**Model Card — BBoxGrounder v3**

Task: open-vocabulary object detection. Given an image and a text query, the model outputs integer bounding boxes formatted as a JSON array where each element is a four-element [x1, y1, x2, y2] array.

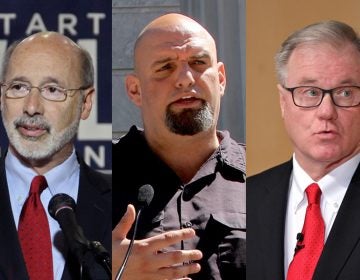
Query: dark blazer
[[0, 154, 112, 280], [247, 159, 360, 280]]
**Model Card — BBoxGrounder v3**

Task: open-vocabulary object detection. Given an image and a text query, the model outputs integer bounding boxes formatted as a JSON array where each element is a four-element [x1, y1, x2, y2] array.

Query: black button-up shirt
[[113, 126, 246, 279]]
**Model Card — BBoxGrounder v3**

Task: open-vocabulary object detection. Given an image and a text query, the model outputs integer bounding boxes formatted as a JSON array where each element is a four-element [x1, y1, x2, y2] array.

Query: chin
[[14, 144, 55, 161], [310, 150, 343, 163]]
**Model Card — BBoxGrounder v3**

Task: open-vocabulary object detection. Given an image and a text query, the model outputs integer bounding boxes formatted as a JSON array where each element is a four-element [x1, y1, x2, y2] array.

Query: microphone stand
[[79, 240, 112, 279], [115, 207, 143, 280], [89, 241, 112, 276]]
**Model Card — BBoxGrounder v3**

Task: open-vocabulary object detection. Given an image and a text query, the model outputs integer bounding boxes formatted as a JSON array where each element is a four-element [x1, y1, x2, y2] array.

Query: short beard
[[2, 102, 82, 161], [165, 100, 214, 136]]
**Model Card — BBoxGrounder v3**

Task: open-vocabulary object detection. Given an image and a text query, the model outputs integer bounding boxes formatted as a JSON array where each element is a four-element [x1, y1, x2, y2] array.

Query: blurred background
[[247, 0, 360, 176]]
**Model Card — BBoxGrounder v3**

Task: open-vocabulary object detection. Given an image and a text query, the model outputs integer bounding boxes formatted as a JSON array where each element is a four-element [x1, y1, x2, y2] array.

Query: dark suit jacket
[[0, 154, 112, 280], [248, 159, 360, 280]]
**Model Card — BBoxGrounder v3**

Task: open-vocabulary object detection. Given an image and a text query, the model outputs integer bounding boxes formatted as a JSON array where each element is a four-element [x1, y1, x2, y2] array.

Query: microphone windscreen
[[137, 184, 154, 207], [48, 193, 76, 219]]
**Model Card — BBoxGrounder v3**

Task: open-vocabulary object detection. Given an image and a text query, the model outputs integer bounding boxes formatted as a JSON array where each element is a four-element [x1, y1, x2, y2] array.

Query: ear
[[217, 62, 226, 97], [125, 73, 142, 107], [277, 84, 286, 118], [80, 87, 94, 120]]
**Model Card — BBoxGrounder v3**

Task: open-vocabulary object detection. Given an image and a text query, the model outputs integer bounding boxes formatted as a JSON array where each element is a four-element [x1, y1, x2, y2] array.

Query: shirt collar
[[318, 153, 360, 207], [217, 130, 246, 174], [5, 148, 79, 195], [188, 130, 245, 183], [291, 156, 314, 212], [291, 153, 360, 212]]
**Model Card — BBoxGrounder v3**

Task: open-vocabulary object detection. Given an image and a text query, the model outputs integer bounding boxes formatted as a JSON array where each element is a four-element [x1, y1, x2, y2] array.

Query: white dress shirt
[[284, 153, 360, 277], [6, 149, 80, 280]]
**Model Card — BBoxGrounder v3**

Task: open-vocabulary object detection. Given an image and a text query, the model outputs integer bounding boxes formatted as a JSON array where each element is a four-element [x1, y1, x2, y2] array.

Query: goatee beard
[[165, 100, 214, 135]]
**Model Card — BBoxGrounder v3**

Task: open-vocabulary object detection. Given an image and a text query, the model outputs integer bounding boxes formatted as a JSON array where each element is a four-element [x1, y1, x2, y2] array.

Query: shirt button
[[183, 221, 193, 228], [333, 202, 339, 208]]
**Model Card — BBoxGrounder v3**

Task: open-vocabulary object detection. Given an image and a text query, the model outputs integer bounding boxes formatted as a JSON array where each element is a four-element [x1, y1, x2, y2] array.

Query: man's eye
[[191, 60, 205, 65], [157, 64, 172, 72], [43, 86, 63, 95], [338, 89, 352, 97], [48, 86, 59, 93], [10, 83, 28, 91], [304, 89, 319, 97]]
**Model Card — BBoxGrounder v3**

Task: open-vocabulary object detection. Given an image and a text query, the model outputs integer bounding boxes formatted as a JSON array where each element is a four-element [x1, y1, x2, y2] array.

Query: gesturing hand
[[112, 204, 202, 280]]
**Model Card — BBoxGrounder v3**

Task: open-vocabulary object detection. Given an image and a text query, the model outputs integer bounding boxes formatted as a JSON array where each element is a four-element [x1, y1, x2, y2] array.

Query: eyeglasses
[[282, 85, 360, 108], [0, 82, 89, 102]]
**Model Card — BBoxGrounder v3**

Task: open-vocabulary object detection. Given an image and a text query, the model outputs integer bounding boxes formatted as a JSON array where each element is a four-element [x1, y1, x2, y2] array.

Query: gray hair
[[275, 20, 360, 84], [1, 38, 94, 88]]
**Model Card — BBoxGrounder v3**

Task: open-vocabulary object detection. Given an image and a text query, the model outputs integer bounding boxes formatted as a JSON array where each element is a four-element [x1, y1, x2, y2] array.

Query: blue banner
[[0, 0, 112, 172]]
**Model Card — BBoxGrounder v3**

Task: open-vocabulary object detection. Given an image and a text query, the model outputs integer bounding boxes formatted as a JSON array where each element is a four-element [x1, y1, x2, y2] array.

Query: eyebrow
[[40, 77, 63, 86], [151, 57, 174, 69], [297, 78, 317, 85], [6, 76, 63, 86], [6, 76, 30, 84], [190, 52, 211, 61], [151, 52, 212, 69]]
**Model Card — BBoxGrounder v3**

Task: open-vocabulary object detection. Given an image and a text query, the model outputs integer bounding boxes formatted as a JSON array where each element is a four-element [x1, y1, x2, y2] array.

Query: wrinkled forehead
[[135, 26, 217, 64], [5, 36, 82, 84]]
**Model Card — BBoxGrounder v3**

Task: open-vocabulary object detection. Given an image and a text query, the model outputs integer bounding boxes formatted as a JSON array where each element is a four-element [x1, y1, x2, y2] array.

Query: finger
[[112, 204, 136, 240], [146, 228, 196, 251], [158, 262, 201, 278], [154, 249, 203, 268]]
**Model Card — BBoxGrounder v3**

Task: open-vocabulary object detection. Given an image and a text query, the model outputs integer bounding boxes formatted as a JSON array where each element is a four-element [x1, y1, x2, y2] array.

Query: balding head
[[1, 31, 93, 87], [20, 31, 79, 49], [133, 13, 217, 72], [125, 13, 226, 142]]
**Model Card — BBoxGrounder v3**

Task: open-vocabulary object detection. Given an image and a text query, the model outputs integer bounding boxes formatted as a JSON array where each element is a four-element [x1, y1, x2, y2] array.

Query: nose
[[175, 63, 195, 89], [23, 87, 44, 116], [316, 93, 338, 120]]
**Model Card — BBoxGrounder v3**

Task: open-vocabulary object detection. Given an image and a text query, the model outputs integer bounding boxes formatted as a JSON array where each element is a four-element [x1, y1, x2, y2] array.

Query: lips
[[171, 95, 203, 108], [18, 124, 48, 138], [14, 115, 51, 139], [314, 130, 339, 140]]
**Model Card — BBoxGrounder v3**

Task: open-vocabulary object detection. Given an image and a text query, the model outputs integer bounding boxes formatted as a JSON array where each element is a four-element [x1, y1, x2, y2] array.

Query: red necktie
[[18, 175, 54, 280], [287, 183, 325, 280]]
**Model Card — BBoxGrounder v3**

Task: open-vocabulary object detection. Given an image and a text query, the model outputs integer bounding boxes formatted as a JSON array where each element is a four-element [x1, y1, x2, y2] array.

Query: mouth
[[13, 115, 51, 139], [16, 124, 49, 138], [314, 130, 339, 140], [171, 96, 203, 108]]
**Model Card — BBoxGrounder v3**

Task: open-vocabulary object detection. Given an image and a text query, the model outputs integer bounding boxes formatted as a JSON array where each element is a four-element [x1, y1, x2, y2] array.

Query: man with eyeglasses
[[248, 20, 360, 280], [0, 32, 111, 279]]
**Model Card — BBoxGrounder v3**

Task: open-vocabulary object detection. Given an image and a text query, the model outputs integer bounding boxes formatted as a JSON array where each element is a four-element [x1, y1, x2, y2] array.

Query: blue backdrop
[[0, 0, 112, 172]]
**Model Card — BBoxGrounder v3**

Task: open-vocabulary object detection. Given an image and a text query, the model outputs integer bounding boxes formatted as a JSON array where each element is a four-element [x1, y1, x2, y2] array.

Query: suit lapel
[[314, 163, 360, 279], [0, 158, 28, 279], [61, 157, 111, 280], [260, 161, 293, 280], [76, 159, 111, 245]]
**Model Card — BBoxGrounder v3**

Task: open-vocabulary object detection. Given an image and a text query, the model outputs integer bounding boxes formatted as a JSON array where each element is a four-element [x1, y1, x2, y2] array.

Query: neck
[[295, 151, 360, 181], [9, 143, 74, 175], [145, 129, 220, 183]]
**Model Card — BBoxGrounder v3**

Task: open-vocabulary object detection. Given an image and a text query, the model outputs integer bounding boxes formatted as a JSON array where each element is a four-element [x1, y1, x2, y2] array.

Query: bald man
[[0, 32, 111, 279], [112, 13, 246, 280]]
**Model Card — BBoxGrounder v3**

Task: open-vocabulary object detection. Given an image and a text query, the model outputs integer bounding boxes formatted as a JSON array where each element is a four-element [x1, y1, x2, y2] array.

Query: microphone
[[137, 184, 155, 209], [296, 232, 304, 242], [294, 232, 305, 254], [48, 193, 89, 263], [115, 184, 154, 280], [48, 193, 111, 277]]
